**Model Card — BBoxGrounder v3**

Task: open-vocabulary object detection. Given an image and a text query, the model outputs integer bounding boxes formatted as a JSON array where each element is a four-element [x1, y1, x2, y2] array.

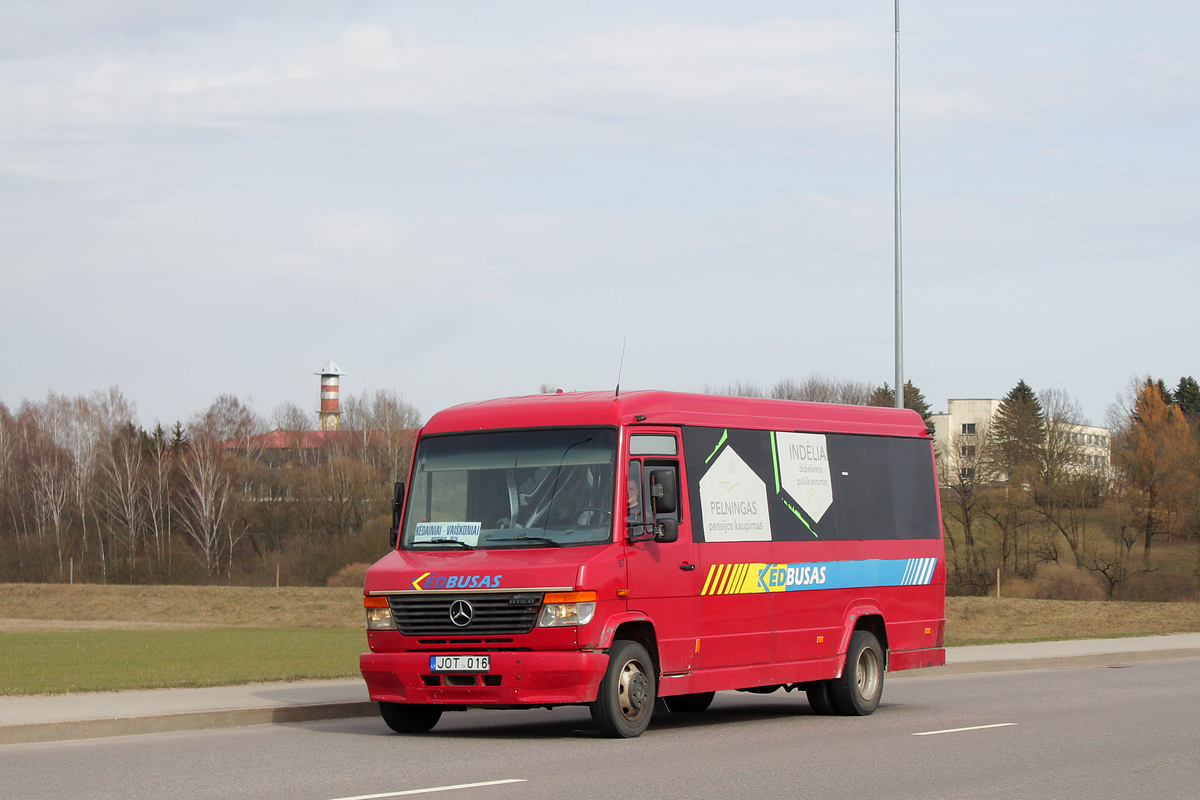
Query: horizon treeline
[[0, 388, 418, 586], [2, 374, 1199, 600]]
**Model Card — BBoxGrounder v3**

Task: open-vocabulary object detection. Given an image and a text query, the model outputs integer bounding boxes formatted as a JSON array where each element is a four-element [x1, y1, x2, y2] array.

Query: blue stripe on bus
[[704, 557, 940, 595]]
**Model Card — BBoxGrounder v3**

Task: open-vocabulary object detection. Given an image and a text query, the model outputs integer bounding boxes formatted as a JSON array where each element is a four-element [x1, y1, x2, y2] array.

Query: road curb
[[0, 701, 377, 747], [893, 647, 1200, 678]]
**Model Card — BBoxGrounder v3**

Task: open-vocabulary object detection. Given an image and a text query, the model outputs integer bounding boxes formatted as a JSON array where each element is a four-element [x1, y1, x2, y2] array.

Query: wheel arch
[[836, 603, 889, 675], [603, 617, 661, 677]]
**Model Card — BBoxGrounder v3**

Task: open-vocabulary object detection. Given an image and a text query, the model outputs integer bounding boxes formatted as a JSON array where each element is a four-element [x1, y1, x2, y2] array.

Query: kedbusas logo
[[411, 572, 503, 591]]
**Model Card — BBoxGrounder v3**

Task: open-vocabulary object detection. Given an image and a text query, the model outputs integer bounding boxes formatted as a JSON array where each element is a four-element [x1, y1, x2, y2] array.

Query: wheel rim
[[855, 647, 881, 701], [617, 657, 650, 721]]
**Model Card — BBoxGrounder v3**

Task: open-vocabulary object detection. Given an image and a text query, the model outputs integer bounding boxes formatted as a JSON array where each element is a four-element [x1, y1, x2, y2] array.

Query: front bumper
[[360, 650, 609, 706]]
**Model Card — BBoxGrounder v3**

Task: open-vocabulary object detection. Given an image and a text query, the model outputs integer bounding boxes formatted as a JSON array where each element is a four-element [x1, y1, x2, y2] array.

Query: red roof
[[420, 390, 929, 439]]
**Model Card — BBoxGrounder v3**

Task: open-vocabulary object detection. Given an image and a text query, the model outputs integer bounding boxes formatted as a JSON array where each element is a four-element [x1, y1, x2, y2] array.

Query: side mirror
[[389, 481, 405, 548], [655, 519, 679, 543], [648, 468, 677, 515]]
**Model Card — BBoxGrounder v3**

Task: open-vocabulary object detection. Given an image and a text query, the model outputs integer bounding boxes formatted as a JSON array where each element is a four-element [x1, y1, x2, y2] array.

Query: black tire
[[590, 640, 656, 738], [805, 680, 838, 715], [831, 630, 884, 716], [663, 691, 715, 713], [379, 702, 442, 733]]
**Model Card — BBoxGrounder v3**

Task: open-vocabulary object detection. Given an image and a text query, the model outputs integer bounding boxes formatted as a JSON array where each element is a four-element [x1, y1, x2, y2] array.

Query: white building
[[929, 398, 1111, 485]]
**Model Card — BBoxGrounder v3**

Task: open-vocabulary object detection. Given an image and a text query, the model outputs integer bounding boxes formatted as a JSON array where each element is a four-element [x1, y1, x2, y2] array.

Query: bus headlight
[[537, 591, 597, 627], [364, 596, 396, 630]]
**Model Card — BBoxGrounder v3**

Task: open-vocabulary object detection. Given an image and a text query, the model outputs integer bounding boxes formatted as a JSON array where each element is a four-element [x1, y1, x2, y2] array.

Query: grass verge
[[0, 584, 362, 628], [944, 596, 1200, 646], [2, 584, 1198, 696], [0, 628, 365, 696]]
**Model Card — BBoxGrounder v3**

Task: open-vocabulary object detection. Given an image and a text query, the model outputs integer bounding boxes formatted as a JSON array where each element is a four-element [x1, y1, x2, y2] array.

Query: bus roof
[[420, 390, 931, 439]]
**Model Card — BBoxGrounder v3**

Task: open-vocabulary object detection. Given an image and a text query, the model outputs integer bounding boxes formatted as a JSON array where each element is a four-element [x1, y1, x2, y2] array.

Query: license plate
[[430, 655, 490, 672]]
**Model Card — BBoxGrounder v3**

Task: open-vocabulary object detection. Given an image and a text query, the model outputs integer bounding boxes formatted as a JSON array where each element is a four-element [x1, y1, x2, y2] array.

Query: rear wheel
[[805, 680, 838, 715], [831, 631, 884, 716], [591, 640, 656, 738], [379, 702, 442, 733], [663, 691, 715, 713]]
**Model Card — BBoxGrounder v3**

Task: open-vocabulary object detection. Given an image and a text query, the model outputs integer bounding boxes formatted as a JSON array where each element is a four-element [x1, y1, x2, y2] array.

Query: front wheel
[[591, 640, 656, 738], [831, 630, 884, 716], [379, 702, 442, 733]]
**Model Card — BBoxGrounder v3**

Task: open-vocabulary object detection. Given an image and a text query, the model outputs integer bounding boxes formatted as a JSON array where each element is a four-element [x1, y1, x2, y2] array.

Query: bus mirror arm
[[626, 522, 655, 544], [389, 481, 405, 548]]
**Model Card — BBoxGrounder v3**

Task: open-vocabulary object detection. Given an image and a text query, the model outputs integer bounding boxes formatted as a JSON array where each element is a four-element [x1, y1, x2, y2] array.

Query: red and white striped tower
[[316, 360, 345, 431]]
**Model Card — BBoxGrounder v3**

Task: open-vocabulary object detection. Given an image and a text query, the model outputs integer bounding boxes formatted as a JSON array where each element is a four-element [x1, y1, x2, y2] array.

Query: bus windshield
[[401, 428, 618, 550]]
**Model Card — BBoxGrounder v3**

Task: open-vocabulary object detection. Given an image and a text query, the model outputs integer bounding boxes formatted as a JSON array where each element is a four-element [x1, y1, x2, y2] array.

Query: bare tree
[[705, 381, 765, 398], [143, 425, 175, 579], [771, 374, 873, 405], [340, 389, 421, 478], [319, 456, 377, 538], [176, 434, 235, 576], [66, 388, 137, 582], [1084, 477, 1154, 599], [19, 401, 73, 578], [191, 394, 264, 443], [1030, 388, 1100, 567], [0, 402, 24, 576], [366, 390, 421, 480], [101, 422, 146, 582], [939, 423, 1004, 593], [271, 402, 314, 433]]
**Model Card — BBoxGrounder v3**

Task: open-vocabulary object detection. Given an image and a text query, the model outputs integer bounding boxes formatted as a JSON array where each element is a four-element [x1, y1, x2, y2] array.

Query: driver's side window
[[626, 460, 643, 524]]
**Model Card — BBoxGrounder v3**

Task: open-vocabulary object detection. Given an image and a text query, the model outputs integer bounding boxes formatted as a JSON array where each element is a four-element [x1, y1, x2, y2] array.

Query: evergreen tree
[[992, 380, 1044, 478], [868, 381, 932, 425], [1173, 376, 1200, 418], [1152, 378, 1173, 405], [169, 420, 190, 452], [868, 383, 894, 408]]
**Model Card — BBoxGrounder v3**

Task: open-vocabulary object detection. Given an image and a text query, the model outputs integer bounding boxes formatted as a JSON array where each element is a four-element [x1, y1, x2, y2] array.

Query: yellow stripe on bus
[[713, 564, 728, 595], [726, 564, 746, 594]]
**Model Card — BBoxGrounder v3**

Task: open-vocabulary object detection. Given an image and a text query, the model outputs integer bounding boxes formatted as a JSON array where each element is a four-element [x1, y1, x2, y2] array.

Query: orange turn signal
[[364, 596, 389, 608], [543, 591, 597, 604]]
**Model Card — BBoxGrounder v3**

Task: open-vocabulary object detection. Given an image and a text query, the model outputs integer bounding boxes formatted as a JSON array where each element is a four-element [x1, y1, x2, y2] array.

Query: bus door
[[622, 430, 699, 675], [681, 425, 775, 670]]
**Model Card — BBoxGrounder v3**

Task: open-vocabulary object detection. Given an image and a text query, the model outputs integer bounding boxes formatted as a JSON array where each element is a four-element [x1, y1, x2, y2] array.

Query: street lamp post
[[894, 0, 904, 410]]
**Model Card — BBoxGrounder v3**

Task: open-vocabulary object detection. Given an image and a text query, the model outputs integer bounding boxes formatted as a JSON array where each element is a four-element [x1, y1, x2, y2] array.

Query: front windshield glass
[[402, 428, 617, 550]]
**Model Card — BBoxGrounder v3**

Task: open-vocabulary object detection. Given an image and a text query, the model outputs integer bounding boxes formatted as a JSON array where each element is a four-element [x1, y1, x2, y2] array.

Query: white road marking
[[327, 779, 527, 800], [913, 722, 1018, 737]]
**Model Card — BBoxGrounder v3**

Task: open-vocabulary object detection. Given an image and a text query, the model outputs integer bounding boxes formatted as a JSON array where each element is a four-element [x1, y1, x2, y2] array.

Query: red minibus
[[360, 390, 945, 737]]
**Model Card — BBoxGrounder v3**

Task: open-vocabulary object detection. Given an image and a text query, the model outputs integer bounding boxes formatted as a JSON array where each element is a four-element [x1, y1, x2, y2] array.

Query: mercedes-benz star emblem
[[448, 599, 474, 627]]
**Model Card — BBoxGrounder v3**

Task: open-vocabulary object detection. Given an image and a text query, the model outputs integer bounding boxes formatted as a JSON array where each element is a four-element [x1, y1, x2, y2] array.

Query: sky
[[2, 1, 1198, 430]]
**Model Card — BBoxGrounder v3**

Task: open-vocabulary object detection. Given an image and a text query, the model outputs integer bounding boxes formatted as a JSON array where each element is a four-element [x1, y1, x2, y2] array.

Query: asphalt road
[[3, 658, 1198, 800]]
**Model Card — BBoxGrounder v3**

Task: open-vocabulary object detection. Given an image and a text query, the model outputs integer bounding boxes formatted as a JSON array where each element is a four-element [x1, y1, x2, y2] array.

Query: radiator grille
[[387, 593, 541, 636]]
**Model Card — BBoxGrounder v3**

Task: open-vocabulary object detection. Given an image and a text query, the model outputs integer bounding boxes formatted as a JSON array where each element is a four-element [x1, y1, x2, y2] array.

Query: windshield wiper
[[414, 538, 475, 549], [486, 536, 562, 548]]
